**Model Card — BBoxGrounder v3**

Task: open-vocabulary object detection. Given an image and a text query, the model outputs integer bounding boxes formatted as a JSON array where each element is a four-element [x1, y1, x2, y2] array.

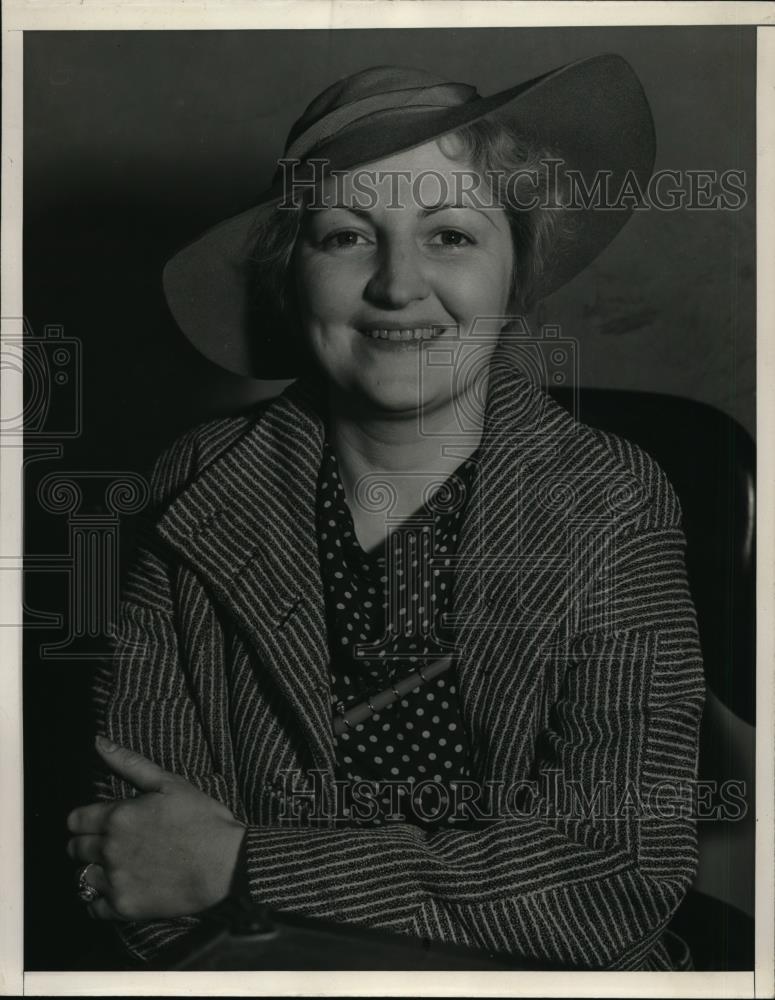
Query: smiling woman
[[67, 59, 705, 971]]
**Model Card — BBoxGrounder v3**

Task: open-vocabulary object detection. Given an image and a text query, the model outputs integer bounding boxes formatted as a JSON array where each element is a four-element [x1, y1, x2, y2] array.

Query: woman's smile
[[356, 323, 456, 352], [358, 326, 450, 342]]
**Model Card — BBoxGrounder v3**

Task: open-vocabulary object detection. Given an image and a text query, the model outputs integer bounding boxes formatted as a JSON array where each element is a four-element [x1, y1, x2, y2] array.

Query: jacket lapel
[[453, 356, 571, 780], [156, 378, 338, 779]]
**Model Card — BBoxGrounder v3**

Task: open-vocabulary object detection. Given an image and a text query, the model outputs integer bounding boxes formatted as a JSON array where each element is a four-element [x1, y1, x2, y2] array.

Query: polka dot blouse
[[316, 436, 480, 829]]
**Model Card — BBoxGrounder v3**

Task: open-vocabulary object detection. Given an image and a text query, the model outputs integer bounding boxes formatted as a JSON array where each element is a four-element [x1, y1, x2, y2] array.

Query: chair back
[[549, 387, 755, 922]]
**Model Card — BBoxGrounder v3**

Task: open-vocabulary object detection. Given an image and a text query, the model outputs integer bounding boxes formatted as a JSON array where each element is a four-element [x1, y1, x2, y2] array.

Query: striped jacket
[[94, 359, 705, 969]]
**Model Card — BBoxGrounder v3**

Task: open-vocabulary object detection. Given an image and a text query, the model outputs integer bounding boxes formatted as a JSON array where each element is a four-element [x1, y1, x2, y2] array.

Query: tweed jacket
[[94, 360, 705, 969]]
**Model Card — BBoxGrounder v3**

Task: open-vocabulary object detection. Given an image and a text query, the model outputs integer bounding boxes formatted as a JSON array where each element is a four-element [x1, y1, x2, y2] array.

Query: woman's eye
[[430, 229, 474, 248], [321, 230, 369, 249]]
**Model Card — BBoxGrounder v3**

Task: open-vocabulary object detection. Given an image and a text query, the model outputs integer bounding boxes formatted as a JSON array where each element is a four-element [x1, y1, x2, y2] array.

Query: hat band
[[285, 81, 477, 160]]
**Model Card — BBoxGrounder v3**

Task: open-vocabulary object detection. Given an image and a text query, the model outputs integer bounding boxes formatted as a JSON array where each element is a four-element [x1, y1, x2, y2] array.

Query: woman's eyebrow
[[421, 202, 498, 228], [315, 205, 372, 219], [316, 203, 498, 228]]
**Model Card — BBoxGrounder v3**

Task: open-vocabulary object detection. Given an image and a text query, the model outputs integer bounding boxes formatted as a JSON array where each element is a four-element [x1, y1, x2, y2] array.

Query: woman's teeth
[[361, 327, 444, 341]]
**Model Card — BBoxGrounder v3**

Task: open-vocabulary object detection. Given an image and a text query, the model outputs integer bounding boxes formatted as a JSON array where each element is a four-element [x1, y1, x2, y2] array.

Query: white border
[[755, 23, 775, 1000], [1, 0, 775, 30], [2, 3, 772, 998], [0, 17, 24, 1000], [17, 970, 757, 997]]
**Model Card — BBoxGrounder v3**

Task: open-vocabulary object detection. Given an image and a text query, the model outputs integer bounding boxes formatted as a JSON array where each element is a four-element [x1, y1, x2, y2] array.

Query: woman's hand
[[66, 736, 246, 921]]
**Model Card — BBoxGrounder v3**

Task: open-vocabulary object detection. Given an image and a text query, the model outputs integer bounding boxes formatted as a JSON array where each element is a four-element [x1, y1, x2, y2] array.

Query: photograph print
[[19, 22, 757, 977]]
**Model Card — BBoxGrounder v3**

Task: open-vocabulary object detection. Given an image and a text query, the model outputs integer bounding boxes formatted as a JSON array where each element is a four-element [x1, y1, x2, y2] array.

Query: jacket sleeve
[[94, 434, 704, 969], [91, 421, 250, 963]]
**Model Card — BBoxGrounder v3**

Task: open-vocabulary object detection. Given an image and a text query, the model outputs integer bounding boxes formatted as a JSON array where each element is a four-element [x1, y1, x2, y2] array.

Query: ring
[[77, 863, 101, 903]]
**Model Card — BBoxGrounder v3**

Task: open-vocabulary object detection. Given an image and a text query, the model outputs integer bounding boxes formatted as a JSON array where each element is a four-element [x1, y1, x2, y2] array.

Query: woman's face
[[292, 139, 515, 422]]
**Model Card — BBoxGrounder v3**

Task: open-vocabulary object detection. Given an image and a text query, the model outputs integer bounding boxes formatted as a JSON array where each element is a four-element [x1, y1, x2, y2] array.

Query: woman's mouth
[[359, 326, 452, 343]]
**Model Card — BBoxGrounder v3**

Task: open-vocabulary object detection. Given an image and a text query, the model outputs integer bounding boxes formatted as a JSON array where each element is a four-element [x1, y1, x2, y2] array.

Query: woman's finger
[[85, 862, 123, 922], [67, 834, 105, 864], [77, 861, 112, 898], [87, 895, 123, 921], [66, 801, 116, 835], [95, 736, 172, 794]]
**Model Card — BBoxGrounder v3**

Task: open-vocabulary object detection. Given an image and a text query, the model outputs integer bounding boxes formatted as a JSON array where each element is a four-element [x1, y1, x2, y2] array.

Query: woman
[[66, 56, 705, 970]]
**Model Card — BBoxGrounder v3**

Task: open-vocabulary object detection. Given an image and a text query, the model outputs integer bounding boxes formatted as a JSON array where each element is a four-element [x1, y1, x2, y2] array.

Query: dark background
[[22, 27, 756, 970]]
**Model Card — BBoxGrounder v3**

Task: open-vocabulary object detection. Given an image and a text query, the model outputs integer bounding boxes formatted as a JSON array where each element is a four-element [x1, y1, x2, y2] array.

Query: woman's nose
[[364, 240, 431, 309]]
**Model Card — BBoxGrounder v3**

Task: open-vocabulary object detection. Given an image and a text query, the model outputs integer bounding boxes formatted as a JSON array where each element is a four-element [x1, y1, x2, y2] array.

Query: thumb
[[95, 735, 170, 793]]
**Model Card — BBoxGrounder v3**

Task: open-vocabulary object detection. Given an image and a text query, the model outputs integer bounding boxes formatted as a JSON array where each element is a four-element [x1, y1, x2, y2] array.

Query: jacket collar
[[156, 351, 565, 779]]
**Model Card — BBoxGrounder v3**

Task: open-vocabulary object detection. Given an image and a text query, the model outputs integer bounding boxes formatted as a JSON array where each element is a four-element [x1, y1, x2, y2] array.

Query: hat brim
[[163, 53, 655, 378]]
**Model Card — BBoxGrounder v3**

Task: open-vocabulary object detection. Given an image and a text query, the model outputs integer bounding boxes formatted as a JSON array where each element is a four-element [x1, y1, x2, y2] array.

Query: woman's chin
[[344, 377, 442, 420], [357, 386, 425, 418]]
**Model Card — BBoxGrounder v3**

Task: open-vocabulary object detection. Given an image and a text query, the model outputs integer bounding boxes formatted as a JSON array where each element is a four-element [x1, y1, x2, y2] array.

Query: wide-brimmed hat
[[162, 54, 655, 378]]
